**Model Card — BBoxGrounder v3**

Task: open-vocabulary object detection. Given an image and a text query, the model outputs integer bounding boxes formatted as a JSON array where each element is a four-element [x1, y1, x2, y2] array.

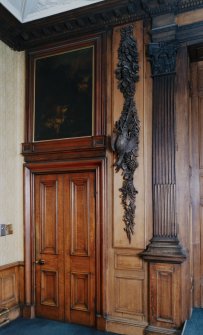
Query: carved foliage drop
[[112, 25, 140, 243]]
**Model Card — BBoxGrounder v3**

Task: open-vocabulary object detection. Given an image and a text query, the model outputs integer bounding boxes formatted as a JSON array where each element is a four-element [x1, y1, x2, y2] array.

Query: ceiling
[[0, 0, 105, 23]]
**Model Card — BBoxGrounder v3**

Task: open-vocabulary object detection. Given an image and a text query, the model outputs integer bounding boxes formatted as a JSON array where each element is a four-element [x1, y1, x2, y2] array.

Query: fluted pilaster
[[142, 41, 186, 263]]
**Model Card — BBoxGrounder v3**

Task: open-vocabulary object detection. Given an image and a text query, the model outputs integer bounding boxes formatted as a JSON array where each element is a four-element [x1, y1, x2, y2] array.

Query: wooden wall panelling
[[23, 166, 35, 319], [149, 263, 181, 329], [175, 46, 192, 322], [199, 63, 203, 306], [141, 38, 188, 334], [107, 251, 148, 335], [0, 262, 24, 323], [114, 249, 147, 321], [112, 21, 145, 249], [176, 8, 203, 27], [190, 60, 203, 308], [106, 19, 152, 335]]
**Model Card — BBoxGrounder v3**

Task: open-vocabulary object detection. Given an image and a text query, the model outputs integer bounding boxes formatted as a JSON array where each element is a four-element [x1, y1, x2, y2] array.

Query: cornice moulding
[[1, 0, 203, 50]]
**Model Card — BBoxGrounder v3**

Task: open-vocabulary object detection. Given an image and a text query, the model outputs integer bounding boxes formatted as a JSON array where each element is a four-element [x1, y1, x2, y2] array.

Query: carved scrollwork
[[112, 25, 140, 243]]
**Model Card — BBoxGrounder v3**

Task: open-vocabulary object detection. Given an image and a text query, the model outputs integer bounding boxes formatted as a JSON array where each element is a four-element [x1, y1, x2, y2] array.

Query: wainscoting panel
[[113, 249, 147, 322], [115, 276, 144, 316], [149, 263, 181, 329], [0, 262, 24, 323]]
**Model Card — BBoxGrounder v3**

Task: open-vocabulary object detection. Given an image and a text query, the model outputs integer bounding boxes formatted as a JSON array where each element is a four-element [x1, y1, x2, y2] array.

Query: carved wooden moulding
[[112, 25, 140, 243]]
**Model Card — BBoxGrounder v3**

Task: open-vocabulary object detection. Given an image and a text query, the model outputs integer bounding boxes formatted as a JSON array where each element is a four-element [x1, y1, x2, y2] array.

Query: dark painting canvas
[[34, 46, 93, 141]]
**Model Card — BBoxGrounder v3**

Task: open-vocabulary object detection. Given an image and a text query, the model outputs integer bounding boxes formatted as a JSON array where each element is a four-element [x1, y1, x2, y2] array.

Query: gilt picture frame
[[33, 45, 94, 142]]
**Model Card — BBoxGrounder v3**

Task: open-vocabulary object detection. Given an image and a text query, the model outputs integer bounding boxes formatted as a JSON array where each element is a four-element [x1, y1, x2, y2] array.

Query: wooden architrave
[[23, 158, 107, 329]]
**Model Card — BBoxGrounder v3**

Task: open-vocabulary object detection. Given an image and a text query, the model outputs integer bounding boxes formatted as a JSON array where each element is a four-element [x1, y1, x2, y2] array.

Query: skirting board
[[106, 316, 147, 335]]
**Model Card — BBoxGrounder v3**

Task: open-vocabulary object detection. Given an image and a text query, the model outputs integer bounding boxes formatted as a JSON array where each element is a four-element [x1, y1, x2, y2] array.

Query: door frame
[[23, 158, 107, 330]]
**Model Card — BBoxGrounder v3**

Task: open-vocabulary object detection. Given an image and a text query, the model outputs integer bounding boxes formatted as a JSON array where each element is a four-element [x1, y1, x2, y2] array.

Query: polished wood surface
[[149, 263, 181, 329], [35, 172, 96, 326], [24, 159, 105, 328], [17, 4, 203, 335], [0, 262, 24, 321], [175, 46, 191, 324], [106, 21, 152, 335], [64, 173, 96, 325], [35, 174, 65, 320], [190, 61, 203, 307]]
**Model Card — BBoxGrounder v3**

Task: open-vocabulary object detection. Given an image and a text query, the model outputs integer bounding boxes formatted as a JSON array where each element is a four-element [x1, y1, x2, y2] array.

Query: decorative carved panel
[[40, 270, 59, 307], [112, 25, 140, 243], [148, 42, 178, 76]]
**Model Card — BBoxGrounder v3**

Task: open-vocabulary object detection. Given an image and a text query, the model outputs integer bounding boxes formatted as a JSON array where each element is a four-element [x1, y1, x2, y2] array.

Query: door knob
[[35, 259, 45, 265]]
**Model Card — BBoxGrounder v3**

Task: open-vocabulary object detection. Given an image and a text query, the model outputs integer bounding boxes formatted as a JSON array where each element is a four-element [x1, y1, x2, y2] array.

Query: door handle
[[35, 259, 45, 265]]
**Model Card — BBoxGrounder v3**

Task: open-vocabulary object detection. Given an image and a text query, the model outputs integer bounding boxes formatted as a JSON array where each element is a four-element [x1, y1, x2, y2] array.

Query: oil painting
[[34, 46, 94, 141]]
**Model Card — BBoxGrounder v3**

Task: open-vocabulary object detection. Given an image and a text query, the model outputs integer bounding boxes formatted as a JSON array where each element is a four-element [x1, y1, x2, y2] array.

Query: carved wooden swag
[[112, 25, 140, 243]]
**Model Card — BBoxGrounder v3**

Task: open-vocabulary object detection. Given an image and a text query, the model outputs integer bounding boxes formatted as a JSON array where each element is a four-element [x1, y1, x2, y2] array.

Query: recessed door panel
[[71, 272, 90, 311], [39, 179, 58, 254], [40, 270, 59, 307], [70, 178, 90, 256]]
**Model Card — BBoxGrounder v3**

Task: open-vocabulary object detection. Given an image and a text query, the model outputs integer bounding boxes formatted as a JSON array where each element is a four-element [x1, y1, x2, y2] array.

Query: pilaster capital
[[148, 41, 179, 76]]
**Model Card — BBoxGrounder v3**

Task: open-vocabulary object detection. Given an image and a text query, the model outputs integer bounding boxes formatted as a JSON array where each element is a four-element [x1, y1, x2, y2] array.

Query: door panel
[[35, 172, 96, 326], [64, 173, 96, 326], [40, 270, 59, 306], [35, 174, 64, 320]]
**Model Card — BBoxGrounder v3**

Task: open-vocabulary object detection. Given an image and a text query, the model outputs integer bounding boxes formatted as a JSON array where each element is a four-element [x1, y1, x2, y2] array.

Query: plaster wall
[[0, 41, 25, 265]]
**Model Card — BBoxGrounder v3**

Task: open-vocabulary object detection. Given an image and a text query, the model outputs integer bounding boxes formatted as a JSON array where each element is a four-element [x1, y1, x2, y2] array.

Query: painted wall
[[0, 41, 25, 265]]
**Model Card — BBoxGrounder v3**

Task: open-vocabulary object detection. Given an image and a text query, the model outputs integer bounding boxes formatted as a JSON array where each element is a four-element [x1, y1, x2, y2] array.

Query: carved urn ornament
[[112, 25, 140, 243]]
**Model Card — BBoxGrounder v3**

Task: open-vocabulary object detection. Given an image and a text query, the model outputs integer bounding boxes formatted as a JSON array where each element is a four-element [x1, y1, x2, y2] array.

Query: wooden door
[[34, 172, 96, 326], [35, 174, 65, 320]]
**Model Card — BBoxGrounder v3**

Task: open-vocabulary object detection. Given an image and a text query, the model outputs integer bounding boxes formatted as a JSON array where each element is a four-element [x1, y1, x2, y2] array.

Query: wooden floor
[[0, 318, 118, 335]]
